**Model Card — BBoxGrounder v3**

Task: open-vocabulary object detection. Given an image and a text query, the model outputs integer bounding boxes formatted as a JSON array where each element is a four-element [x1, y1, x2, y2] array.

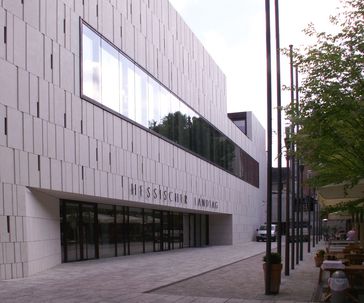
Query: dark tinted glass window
[[144, 208, 154, 253], [98, 204, 115, 258], [129, 207, 143, 255]]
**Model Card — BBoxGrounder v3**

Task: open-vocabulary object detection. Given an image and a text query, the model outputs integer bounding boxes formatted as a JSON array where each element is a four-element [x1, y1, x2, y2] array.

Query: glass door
[[63, 202, 80, 262], [62, 201, 96, 262]]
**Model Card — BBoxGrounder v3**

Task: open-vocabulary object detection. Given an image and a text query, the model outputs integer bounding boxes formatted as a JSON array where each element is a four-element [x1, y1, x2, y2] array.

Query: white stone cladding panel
[[0, 58, 17, 109]]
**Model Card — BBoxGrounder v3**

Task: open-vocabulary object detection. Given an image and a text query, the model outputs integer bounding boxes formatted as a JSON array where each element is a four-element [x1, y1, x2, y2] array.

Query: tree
[[286, 0, 364, 189]]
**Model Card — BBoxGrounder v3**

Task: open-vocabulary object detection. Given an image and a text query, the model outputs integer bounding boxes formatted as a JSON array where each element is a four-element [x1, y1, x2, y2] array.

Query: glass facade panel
[[162, 211, 170, 251], [61, 202, 96, 262], [201, 215, 207, 246], [134, 66, 148, 127], [195, 214, 201, 247], [129, 207, 143, 255], [101, 40, 120, 112], [82, 26, 101, 102], [147, 77, 160, 130], [81, 204, 96, 260], [170, 95, 180, 143], [189, 214, 195, 247], [120, 56, 135, 120], [98, 204, 115, 258], [63, 203, 80, 262], [144, 209, 154, 253], [172, 212, 182, 249], [157, 86, 172, 139], [153, 210, 162, 252], [81, 23, 259, 187], [61, 200, 208, 263], [116, 206, 125, 256]]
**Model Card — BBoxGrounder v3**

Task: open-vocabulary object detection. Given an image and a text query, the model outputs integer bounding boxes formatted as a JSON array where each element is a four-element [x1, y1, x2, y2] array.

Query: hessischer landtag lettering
[[130, 183, 218, 209]]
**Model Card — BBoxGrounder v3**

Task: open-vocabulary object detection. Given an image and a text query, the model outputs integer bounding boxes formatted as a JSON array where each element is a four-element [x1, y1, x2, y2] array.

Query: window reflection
[[135, 66, 148, 127], [81, 23, 259, 187], [82, 26, 101, 102], [61, 201, 208, 262], [129, 207, 143, 255], [101, 40, 119, 112], [144, 209, 154, 253], [98, 204, 115, 258], [120, 56, 135, 120], [147, 77, 160, 129], [116, 206, 125, 256]]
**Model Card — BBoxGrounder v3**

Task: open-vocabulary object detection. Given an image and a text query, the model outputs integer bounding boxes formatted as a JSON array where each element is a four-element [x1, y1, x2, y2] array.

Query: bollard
[[328, 270, 349, 303]]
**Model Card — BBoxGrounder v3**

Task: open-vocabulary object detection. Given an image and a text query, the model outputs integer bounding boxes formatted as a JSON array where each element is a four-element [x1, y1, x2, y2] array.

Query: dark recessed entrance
[[60, 200, 209, 263]]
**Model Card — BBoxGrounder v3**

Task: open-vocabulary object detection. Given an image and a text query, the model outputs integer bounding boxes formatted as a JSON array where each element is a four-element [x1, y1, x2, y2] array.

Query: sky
[[169, 0, 342, 163]]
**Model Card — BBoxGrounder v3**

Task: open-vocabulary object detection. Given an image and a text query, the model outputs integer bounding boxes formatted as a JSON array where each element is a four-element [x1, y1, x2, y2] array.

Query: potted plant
[[314, 249, 325, 267], [263, 252, 282, 294]]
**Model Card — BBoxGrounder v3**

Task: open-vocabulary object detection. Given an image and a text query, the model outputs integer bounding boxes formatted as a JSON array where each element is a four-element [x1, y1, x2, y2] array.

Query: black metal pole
[[312, 195, 315, 248], [274, 0, 283, 258], [299, 164, 304, 260], [308, 175, 311, 253], [265, 0, 273, 295], [289, 45, 295, 271], [315, 200, 318, 244], [296, 160, 300, 264], [315, 200, 319, 244], [295, 66, 300, 265], [284, 128, 290, 276], [318, 204, 322, 240], [316, 196, 319, 244]]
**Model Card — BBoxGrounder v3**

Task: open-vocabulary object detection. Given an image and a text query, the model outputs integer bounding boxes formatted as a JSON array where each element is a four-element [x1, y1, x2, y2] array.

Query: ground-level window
[[60, 200, 209, 263]]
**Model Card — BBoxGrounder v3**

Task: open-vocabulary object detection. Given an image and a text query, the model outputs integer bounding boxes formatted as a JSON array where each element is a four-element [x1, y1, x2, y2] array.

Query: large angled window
[[81, 22, 259, 187]]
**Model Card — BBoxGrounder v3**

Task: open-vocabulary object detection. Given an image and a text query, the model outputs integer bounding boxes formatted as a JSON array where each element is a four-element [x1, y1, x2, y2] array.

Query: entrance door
[[62, 201, 96, 262]]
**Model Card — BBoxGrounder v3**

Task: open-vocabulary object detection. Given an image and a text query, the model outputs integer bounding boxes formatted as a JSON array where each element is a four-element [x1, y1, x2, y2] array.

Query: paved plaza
[[0, 240, 324, 303]]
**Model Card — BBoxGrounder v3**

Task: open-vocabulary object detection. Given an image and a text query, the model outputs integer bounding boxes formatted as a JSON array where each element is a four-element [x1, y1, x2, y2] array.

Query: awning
[[317, 179, 364, 207]]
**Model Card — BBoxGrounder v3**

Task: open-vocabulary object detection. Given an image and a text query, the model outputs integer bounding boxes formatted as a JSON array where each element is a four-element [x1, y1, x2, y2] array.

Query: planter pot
[[314, 256, 324, 267], [263, 263, 282, 294]]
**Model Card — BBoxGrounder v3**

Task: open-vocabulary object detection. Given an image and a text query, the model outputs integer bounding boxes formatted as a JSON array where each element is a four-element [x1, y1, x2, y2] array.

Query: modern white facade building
[[0, 0, 266, 280]]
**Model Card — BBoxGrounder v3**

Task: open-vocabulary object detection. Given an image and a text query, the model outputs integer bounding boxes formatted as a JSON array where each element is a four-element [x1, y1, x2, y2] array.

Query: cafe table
[[318, 260, 345, 284]]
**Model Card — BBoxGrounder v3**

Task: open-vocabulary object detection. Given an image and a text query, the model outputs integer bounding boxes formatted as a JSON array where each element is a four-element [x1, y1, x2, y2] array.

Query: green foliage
[[263, 252, 282, 264], [316, 249, 325, 258], [149, 111, 236, 170], [285, 0, 364, 192]]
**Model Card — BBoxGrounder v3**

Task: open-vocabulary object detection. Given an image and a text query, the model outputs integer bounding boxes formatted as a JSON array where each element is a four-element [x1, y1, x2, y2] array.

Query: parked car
[[256, 224, 277, 242]]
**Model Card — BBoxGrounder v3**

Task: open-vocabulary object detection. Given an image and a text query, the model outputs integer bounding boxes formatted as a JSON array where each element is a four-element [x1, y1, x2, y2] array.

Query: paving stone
[[0, 241, 325, 303]]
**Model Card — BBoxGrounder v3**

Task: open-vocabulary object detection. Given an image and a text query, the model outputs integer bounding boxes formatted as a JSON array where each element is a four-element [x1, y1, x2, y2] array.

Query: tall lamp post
[[284, 128, 291, 276], [289, 44, 295, 270], [299, 164, 304, 260], [295, 65, 300, 265], [275, 0, 283, 258], [307, 170, 312, 253], [264, 0, 273, 295]]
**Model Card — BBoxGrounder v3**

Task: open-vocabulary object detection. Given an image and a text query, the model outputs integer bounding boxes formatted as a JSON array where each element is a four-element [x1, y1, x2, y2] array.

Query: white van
[[256, 224, 277, 242]]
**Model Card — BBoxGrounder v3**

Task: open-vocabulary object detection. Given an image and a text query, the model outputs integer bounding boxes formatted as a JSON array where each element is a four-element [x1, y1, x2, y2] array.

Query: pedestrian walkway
[[0, 240, 324, 303]]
